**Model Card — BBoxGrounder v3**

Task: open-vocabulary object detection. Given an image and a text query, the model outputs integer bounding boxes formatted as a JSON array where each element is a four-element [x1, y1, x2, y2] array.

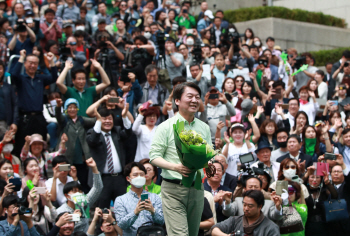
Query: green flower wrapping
[[173, 120, 217, 190]]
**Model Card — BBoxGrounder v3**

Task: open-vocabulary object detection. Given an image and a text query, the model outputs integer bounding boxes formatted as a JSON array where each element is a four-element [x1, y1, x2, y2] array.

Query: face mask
[[186, 38, 194, 46], [283, 168, 296, 180], [277, 141, 287, 148], [2, 143, 13, 153], [205, 18, 211, 22], [76, 26, 85, 31], [67, 192, 85, 203], [254, 41, 261, 47], [144, 32, 152, 39], [131, 176, 146, 188]]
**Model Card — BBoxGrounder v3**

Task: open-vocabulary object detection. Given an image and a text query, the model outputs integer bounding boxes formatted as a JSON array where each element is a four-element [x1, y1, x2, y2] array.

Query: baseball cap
[[204, 10, 214, 19]]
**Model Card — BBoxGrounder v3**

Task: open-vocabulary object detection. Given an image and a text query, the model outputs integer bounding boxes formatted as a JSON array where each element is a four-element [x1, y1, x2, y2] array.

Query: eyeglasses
[[236, 80, 243, 83], [332, 170, 343, 174], [26, 60, 39, 65], [120, 4, 127, 6], [178, 48, 187, 51], [284, 165, 296, 170]]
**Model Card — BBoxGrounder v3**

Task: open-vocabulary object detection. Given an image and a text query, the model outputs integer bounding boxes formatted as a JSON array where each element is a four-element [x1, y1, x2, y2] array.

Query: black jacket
[[86, 124, 132, 174], [1, 82, 18, 126], [223, 172, 238, 192], [276, 152, 313, 169]]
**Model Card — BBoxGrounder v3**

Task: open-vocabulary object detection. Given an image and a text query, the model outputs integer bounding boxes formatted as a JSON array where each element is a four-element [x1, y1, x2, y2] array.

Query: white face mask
[[283, 169, 296, 180], [144, 32, 152, 39], [2, 143, 13, 153], [254, 41, 261, 47], [76, 26, 85, 31], [186, 38, 194, 46], [131, 176, 146, 188]]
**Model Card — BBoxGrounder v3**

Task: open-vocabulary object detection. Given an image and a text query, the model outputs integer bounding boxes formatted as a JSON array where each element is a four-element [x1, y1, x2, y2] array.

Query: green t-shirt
[[64, 86, 97, 117], [175, 15, 196, 29], [126, 181, 161, 196]]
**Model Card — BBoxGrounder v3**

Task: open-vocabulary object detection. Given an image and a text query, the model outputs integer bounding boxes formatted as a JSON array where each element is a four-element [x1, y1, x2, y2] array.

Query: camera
[[191, 43, 203, 64], [98, 40, 109, 54], [18, 205, 32, 215], [293, 56, 306, 70], [156, 31, 166, 56], [15, 20, 26, 32], [58, 41, 70, 60], [131, 48, 149, 65], [102, 208, 109, 214]]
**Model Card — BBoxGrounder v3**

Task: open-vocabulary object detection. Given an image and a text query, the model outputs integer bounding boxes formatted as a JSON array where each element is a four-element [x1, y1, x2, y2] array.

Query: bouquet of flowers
[[173, 120, 217, 190]]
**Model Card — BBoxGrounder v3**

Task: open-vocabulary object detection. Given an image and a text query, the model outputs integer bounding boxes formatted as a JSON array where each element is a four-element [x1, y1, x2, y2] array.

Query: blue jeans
[[47, 122, 58, 149]]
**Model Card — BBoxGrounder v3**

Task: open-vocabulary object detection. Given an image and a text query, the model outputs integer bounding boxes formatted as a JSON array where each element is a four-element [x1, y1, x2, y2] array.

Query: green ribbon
[[305, 138, 316, 156]]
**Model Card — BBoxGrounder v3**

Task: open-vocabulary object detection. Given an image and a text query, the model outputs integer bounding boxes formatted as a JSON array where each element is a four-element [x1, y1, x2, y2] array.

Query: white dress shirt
[[271, 109, 295, 128], [45, 176, 75, 206], [300, 101, 319, 125], [93, 117, 131, 174]]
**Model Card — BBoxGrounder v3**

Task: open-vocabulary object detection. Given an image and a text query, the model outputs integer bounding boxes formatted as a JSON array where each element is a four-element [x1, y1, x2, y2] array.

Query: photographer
[[112, 19, 132, 51], [211, 190, 280, 236], [87, 207, 122, 236], [8, 18, 36, 69], [228, 41, 254, 72], [174, 5, 195, 29], [0, 195, 41, 236], [164, 37, 185, 81], [46, 212, 73, 236], [92, 35, 124, 86]]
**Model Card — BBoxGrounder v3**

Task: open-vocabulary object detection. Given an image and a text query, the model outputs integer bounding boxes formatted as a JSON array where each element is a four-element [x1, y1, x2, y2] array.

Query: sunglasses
[[288, 190, 296, 195], [284, 165, 296, 170], [236, 80, 243, 83], [69, 42, 77, 46]]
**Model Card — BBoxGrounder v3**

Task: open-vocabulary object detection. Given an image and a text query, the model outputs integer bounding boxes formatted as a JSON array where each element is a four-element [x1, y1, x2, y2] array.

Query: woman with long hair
[[33, 45, 50, 75], [298, 85, 319, 126], [242, 28, 254, 46], [302, 164, 338, 236], [21, 187, 57, 234], [269, 157, 310, 199], [292, 111, 309, 136], [301, 125, 332, 162]]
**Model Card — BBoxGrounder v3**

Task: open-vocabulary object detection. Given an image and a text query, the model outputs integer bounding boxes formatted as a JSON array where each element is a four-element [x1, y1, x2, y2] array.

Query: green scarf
[[305, 138, 317, 156]]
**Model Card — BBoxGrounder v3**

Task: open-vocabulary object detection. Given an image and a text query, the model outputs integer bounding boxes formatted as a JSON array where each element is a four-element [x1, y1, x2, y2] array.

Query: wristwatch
[[112, 221, 117, 225]]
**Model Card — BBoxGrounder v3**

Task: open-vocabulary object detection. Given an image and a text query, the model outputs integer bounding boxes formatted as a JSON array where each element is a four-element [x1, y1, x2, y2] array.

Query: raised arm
[[250, 72, 267, 100], [91, 59, 111, 94], [56, 60, 73, 94], [248, 114, 260, 144], [8, 32, 18, 51], [86, 95, 109, 117]]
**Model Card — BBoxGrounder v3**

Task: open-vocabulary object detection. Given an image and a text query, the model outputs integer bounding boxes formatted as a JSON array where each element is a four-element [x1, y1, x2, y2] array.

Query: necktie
[[105, 133, 114, 173]]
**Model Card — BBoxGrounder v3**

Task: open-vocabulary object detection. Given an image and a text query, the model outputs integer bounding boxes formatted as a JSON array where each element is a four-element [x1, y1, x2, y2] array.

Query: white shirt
[[132, 114, 157, 162], [271, 109, 295, 128], [317, 82, 328, 100], [45, 176, 75, 206], [223, 142, 256, 176], [289, 152, 300, 162], [93, 118, 131, 174], [299, 101, 319, 125]]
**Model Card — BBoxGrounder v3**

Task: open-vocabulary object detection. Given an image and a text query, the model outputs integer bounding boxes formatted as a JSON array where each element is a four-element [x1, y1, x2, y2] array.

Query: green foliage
[[224, 6, 346, 28], [309, 47, 350, 67]]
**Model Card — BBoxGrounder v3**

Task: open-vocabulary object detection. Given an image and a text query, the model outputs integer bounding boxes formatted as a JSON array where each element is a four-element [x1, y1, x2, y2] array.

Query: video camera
[[11, 197, 32, 216], [192, 43, 203, 64], [15, 20, 26, 32], [294, 56, 306, 70], [58, 41, 70, 61], [156, 31, 167, 56], [131, 48, 149, 65]]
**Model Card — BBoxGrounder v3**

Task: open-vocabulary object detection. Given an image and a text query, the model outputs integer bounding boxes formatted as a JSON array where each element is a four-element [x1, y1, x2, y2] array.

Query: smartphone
[[69, 214, 80, 222], [219, 116, 225, 124], [239, 153, 254, 164], [272, 88, 282, 100], [224, 93, 232, 101], [324, 152, 336, 161], [330, 100, 338, 106], [281, 104, 289, 110], [120, 68, 132, 82], [276, 180, 288, 195], [209, 94, 219, 99], [7, 172, 14, 178], [141, 101, 150, 111], [108, 97, 119, 104], [9, 178, 22, 192], [186, 29, 193, 34], [182, 9, 188, 14], [34, 187, 46, 194], [232, 91, 238, 97], [316, 162, 329, 176], [59, 164, 71, 171], [313, 162, 317, 176], [141, 193, 148, 201]]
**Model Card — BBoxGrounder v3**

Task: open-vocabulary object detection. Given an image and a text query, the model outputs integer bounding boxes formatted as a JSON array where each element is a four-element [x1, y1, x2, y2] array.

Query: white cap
[[204, 10, 214, 19]]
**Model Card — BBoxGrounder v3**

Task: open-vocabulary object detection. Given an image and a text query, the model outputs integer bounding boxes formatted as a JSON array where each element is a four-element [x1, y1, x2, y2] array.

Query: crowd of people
[[0, 0, 349, 235]]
